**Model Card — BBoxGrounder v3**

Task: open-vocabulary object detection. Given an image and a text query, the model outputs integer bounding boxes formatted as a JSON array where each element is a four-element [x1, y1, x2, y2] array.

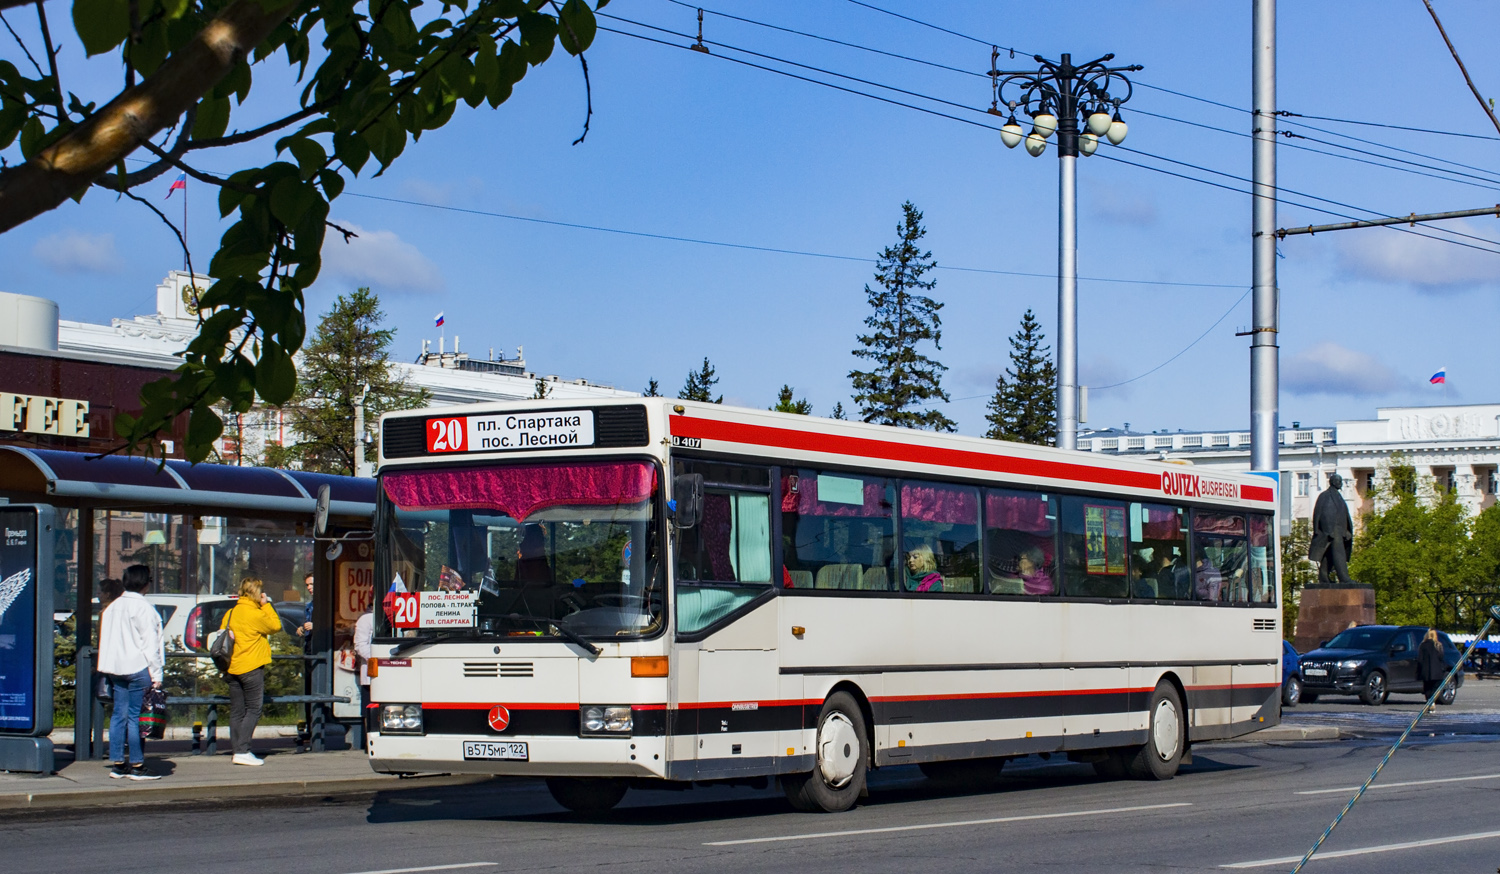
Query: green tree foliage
[[533, 377, 552, 399], [831, 401, 847, 420], [679, 357, 721, 403], [1280, 518, 1316, 639], [771, 385, 812, 415], [275, 288, 428, 475], [849, 201, 955, 432], [642, 378, 660, 397], [0, 0, 606, 462], [1349, 454, 1484, 628], [984, 308, 1057, 445]]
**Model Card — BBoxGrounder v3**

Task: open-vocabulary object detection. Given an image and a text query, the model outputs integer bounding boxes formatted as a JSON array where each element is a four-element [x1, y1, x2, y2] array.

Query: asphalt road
[[8, 719, 1500, 874]]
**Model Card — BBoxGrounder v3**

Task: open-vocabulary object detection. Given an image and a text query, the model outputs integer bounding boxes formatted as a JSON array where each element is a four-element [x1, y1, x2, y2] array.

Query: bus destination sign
[[426, 410, 596, 454]]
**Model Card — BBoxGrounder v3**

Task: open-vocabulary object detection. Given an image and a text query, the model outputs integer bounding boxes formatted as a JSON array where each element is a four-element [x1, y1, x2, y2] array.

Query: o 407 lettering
[[671, 436, 702, 449]]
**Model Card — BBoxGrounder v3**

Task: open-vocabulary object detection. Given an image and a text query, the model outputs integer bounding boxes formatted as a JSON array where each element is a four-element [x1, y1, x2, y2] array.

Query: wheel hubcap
[[1152, 698, 1180, 761], [818, 712, 859, 787], [1370, 676, 1384, 698]]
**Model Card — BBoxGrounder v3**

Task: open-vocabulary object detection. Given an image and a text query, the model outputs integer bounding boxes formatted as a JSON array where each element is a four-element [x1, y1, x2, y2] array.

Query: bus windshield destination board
[[425, 410, 595, 454]]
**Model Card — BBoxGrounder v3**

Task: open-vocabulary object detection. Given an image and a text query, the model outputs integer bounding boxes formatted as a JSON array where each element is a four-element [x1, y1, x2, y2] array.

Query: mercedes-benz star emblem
[[487, 705, 511, 732]]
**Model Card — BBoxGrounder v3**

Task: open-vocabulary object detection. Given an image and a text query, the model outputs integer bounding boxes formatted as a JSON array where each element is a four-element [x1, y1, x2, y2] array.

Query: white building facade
[[1079, 404, 1500, 528], [51, 271, 635, 465]]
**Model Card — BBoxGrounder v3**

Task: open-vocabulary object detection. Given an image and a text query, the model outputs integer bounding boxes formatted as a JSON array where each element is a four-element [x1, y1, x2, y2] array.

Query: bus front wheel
[[782, 691, 868, 813], [546, 777, 628, 813], [1125, 683, 1185, 781]]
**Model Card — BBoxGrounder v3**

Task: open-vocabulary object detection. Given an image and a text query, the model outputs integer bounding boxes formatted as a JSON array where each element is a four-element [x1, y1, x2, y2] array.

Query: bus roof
[[378, 397, 1277, 511]]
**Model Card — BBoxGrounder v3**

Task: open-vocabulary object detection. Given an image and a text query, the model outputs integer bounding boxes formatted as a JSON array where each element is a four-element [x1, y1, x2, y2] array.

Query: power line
[[341, 191, 1244, 289], [1277, 110, 1500, 142], [1091, 288, 1251, 391], [842, 0, 1020, 52]]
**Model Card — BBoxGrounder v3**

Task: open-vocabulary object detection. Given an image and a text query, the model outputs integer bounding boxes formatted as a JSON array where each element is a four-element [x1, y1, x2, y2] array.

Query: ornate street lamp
[[993, 52, 1140, 450]]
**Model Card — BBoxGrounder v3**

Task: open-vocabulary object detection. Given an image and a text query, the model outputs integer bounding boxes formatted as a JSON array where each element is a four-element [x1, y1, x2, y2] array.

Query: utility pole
[[1250, 0, 1279, 475], [353, 383, 371, 478]]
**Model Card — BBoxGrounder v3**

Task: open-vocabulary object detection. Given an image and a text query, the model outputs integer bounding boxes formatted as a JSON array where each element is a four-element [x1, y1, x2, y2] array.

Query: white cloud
[[1334, 219, 1500, 290], [32, 231, 122, 274], [1283, 341, 1411, 397], [321, 222, 444, 294]]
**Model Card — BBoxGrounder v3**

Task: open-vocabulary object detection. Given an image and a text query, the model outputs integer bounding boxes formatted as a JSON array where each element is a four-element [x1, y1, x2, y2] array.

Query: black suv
[[1298, 625, 1464, 706]]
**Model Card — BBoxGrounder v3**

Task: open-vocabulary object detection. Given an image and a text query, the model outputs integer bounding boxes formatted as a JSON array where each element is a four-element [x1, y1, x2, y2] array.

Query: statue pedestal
[[1294, 585, 1375, 652]]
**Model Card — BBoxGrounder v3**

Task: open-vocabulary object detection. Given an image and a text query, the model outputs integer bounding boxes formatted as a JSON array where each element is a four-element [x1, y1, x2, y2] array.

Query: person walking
[[220, 577, 284, 766], [97, 564, 163, 781], [1417, 628, 1450, 699]]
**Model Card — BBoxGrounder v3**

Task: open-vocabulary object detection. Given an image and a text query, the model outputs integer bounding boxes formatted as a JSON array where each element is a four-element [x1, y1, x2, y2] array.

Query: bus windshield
[[376, 460, 662, 640]]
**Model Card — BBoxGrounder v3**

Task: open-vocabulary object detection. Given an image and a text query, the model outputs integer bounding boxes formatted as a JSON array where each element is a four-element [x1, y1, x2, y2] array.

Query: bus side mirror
[[314, 484, 331, 538], [671, 474, 704, 529]]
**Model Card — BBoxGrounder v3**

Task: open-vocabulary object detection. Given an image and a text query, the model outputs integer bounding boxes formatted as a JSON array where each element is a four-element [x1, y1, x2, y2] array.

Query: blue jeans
[[109, 669, 153, 765]]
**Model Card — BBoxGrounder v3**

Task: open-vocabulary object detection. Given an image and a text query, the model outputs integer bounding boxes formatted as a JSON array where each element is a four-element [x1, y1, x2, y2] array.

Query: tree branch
[[192, 99, 334, 149], [33, 0, 63, 121], [1421, 0, 1500, 137], [0, 0, 298, 233], [91, 106, 196, 192], [119, 186, 196, 285], [0, 10, 45, 80]]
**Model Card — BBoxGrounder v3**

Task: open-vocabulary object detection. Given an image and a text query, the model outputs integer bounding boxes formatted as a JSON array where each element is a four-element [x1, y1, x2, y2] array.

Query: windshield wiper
[[389, 630, 500, 655], [505, 613, 602, 656]]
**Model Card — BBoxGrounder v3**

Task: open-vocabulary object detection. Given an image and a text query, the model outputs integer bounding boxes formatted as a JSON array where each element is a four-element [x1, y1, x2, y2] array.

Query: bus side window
[[782, 469, 895, 592], [984, 488, 1056, 596], [900, 480, 980, 593], [1247, 514, 1275, 604], [1190, 512, 1248, 602], [1129, 502, 1189, 601], [1059, 496, 1129, 598]]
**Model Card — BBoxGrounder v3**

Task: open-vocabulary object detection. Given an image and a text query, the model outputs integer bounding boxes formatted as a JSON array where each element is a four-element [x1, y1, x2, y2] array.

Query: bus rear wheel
[[546, 777, 628, 813], [1125, 683, 1185, 781], [782, 691, 867, 812]]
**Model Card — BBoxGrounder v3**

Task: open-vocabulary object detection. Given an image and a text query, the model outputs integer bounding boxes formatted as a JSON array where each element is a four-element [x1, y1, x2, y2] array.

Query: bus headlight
[[580, 705, 632, 736], [381, 704, 423, 734]]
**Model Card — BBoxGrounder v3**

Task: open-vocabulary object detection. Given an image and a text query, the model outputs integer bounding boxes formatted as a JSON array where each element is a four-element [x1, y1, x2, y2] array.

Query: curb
[[1246, 726, 1342, 742], [0, 772, 490, 812]]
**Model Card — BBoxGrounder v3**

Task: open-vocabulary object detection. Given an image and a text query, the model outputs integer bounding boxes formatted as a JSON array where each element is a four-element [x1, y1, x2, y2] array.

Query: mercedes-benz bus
[[364, 399, 1282, 812]]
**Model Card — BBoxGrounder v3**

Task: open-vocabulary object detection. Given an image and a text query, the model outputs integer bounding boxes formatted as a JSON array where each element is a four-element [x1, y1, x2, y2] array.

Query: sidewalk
[[0, 748, 485, 812]]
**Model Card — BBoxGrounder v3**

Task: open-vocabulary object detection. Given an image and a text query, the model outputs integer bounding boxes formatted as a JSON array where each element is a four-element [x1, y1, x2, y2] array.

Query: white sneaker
[[232, 752, 264, 766]]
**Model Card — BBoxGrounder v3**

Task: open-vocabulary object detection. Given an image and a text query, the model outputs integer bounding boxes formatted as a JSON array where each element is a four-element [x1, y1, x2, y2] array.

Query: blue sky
[[4, 1, 1498, 434]]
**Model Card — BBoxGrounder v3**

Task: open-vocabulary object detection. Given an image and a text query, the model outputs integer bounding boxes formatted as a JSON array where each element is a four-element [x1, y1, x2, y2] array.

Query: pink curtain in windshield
[[1141, 505, 1181, 540], [383, 461, 656, 521], [985, 489, 1052, 533], [901, 482, 978, 524]]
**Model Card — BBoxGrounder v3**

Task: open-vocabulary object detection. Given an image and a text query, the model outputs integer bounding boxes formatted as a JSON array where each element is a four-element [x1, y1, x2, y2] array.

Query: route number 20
[[388, 592, 420, 628], [427, 417, 467, 453]]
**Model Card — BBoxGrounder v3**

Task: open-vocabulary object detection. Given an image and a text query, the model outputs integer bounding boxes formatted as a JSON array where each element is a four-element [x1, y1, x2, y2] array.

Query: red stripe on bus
[[1240, 484, 1275, 502], [672, 417, 1157, 491], [1185, 683, 1281, 692], [676, 699, 821, 710], [421, 702, 580, 711]]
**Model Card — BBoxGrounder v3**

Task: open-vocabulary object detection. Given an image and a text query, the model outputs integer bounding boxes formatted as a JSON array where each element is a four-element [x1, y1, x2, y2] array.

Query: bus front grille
[[462, 661, 535, 678]]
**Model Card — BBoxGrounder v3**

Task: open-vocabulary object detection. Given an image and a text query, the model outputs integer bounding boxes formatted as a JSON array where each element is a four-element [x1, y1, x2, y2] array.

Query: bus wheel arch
[[782, 687, 870, 812], [826, 680, 876, 767]]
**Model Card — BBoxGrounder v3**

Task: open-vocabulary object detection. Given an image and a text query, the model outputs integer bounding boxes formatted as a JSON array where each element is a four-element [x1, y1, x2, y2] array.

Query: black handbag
[[207, 606, 237, 672], [93, 671, 113, 703]]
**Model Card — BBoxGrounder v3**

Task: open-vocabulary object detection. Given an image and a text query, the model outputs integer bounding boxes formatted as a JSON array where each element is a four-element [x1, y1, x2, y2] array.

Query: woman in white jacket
[[96, 565, 164, 780]]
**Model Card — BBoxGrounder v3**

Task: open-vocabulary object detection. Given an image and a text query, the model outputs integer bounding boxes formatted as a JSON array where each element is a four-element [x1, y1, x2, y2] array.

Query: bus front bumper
[[367, 733, 670, 779]]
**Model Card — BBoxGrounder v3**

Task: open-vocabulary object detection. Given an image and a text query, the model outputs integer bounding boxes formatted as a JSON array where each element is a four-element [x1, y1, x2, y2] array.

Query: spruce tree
[[275, 288, 429, 475], [679, 357, 722, 403], [984, 308, 1057, 445], [533, 377, 552, 399], [642, 378, 661, 397], [849, 201, 955, 431], [771, 385, 812, 415], [831, 402, 847, 420]]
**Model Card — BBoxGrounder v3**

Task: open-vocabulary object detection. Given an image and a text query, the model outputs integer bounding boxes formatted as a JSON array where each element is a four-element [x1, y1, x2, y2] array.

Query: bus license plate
[[463, 740, 529, 761]]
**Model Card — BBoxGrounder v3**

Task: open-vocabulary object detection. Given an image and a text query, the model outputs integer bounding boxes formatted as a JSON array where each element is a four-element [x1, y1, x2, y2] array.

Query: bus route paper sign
[[0, 508, 40, 733], [425, 410, 595, 454], [419, 591, 477, 628]]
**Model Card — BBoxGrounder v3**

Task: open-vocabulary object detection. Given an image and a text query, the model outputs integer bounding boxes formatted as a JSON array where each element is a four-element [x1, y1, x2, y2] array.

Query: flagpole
[[183, 174, 189, 272]]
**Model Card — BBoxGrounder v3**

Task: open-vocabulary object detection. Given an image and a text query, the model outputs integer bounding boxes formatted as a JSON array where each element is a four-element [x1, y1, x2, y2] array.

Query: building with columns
[[1079, 403, 1500, 527]]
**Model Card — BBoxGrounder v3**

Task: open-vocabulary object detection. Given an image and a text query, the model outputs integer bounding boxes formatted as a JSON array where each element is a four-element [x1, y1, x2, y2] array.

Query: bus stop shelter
[[0, 446, 375, 759]]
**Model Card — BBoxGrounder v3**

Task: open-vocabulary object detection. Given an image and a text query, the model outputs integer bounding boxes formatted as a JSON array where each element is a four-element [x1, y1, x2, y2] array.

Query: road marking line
[[703, 802, 1192, 846], [1221, 830, 1500, 868], [341, 864, 497, 874], [1295, 772, 1500, 795]]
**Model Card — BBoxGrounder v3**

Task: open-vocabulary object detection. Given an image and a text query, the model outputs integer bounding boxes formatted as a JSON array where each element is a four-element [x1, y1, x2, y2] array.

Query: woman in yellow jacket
[[220, 577, 284, 766]]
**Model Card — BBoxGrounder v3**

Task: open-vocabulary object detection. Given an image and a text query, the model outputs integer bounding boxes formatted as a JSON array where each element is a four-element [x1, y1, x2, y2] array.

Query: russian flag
[[164, 172, 186, 199], [434, 311, 445, 328], [1430, 368, 1446, 385]]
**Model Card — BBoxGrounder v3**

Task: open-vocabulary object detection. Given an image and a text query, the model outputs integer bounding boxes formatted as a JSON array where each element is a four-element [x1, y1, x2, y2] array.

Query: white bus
[[366, 399, 1282, 813]]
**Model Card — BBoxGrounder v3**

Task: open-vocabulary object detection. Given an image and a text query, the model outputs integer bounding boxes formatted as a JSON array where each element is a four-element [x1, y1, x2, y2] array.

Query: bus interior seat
[[943, 576, 975, 593], [787, 570, 813, 589], [815, 563, 863, 590], [860, 566, 888, 591], [989, 575, 1025, 595]]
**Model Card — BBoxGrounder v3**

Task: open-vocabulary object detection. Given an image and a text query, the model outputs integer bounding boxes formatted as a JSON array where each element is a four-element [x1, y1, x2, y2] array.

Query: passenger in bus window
[[1016, 544, 1053, 595], [905, 545, 944, 592], [1194, 554, 1223, 601]]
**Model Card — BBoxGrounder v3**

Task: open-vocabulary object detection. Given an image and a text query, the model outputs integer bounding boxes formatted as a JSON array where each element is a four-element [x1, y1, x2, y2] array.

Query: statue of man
[[1309, 472, 1355, 585]]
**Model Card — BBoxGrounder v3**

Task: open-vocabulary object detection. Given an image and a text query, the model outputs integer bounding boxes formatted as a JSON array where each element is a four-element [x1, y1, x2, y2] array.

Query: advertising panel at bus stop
[[0, 505, 54, 739]]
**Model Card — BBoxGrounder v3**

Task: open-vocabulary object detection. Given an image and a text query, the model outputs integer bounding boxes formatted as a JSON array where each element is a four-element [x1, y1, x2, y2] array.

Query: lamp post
[[994, 52, 1141, 450]]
